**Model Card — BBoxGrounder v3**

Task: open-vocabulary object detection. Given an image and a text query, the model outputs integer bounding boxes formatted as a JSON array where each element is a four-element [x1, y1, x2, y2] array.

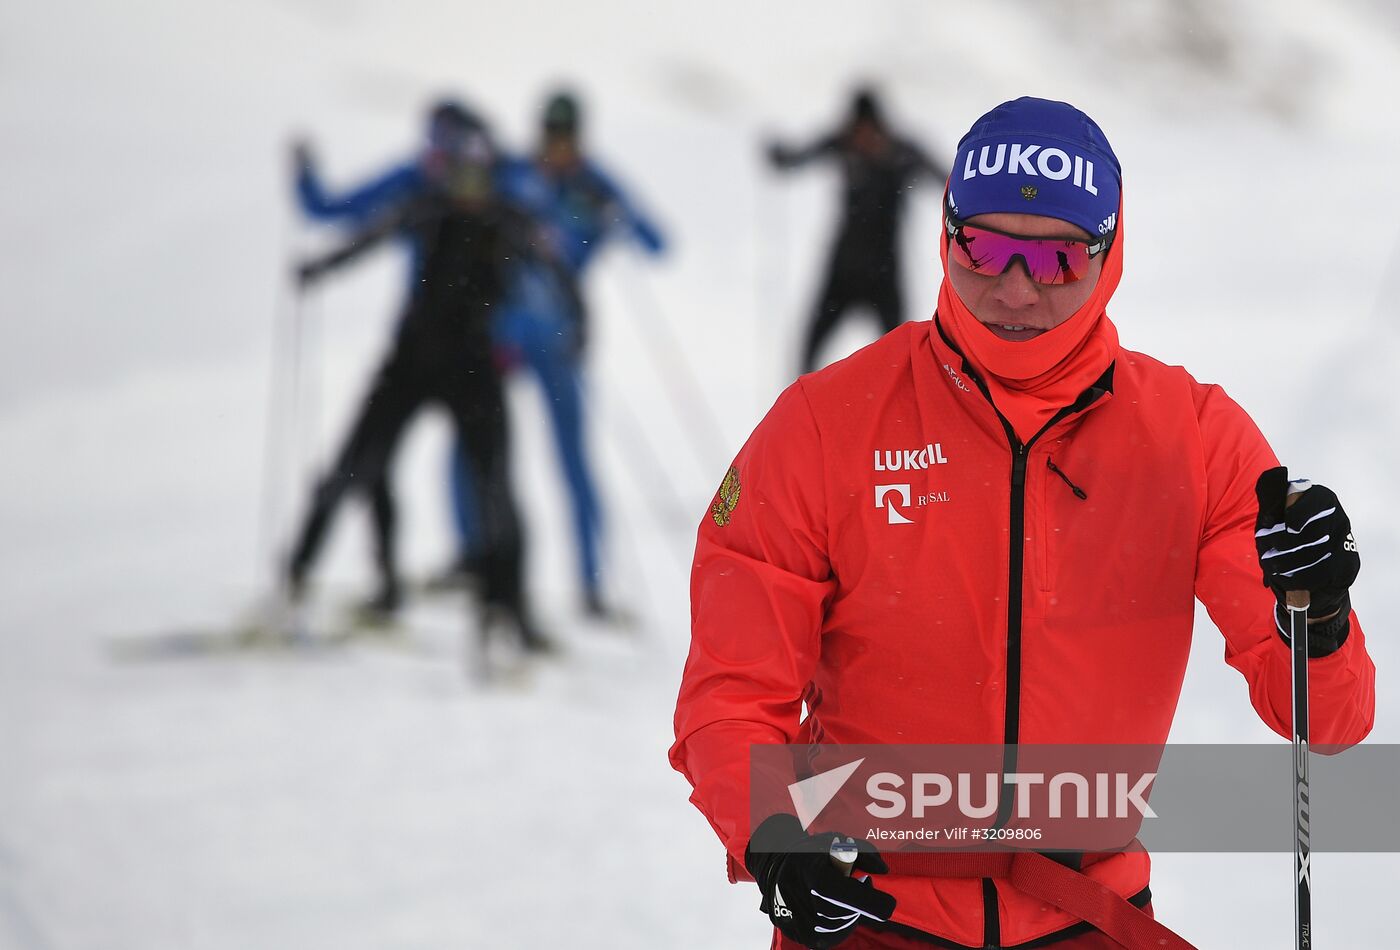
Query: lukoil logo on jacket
[[873, 443, 948, 471]]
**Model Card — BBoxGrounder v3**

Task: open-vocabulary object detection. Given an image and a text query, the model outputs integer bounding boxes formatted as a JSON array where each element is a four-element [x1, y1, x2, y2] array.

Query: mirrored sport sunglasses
[[944, 213, 1112, 286]]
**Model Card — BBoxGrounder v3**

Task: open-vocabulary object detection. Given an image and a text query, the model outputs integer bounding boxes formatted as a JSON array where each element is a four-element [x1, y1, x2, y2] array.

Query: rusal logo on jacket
[[875, 485, 914, 525]]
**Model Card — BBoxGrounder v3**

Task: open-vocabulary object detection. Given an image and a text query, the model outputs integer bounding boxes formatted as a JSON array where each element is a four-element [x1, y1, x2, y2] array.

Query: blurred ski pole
[[755, 151, 791, 402], [232, 228, 308, 643], [597, 381, 701, 546], [251, 230, 325, 641], [255, 231, 302, 600], [292, 278, 324, 502], [609, 258, 730, 474]]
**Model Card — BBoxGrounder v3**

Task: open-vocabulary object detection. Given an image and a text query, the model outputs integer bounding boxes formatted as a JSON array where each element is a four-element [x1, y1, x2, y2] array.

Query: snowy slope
[[1, 0, 1398, 947]]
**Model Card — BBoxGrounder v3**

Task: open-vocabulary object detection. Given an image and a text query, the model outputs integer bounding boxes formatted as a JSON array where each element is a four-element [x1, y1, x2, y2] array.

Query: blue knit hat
[[947, 97, 1121, 238]]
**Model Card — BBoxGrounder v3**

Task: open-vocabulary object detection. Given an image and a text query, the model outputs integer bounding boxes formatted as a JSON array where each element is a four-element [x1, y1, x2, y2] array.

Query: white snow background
[[2, 0, 1398, 947]]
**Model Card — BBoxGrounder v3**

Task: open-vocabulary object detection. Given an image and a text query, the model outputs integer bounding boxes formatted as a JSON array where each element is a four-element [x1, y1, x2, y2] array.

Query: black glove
[[744, 814, 896, 949], [1254, 466, 1360, 656]]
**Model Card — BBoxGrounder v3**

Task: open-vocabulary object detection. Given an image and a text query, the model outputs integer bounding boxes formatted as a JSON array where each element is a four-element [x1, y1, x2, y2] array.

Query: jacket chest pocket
[[1035, 455, 1089, 594]]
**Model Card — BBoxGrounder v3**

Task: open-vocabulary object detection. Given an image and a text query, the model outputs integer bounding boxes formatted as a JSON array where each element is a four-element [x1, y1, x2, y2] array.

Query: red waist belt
[[882, 851, 1197, 950]]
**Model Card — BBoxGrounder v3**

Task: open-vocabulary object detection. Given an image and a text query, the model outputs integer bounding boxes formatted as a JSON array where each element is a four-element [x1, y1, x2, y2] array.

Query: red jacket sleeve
[[1192, 383, 1375, 748], [669, 382, 835, 879]]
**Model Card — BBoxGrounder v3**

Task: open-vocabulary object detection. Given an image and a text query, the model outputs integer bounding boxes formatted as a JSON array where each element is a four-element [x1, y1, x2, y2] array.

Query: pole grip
[[1283, 489, 1311, 612], [829, 836, 858, 877]]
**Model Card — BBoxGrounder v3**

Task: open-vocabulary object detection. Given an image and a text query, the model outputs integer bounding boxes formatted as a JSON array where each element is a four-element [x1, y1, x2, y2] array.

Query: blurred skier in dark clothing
[[286, 125, 553, 650], [446, 90, 666, 618], [767, 88, 949, 373]]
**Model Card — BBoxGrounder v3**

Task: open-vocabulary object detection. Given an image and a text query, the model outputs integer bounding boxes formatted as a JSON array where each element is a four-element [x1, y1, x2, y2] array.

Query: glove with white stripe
[[1254, 467, 1360, 656], [744, 814, 896, 949]]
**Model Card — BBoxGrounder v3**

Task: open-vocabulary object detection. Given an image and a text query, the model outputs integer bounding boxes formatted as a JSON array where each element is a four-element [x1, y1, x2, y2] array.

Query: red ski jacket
[[670, 318, 1375, 948]]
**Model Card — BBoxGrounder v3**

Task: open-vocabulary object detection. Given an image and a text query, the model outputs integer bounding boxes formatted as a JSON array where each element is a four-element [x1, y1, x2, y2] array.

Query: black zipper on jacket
[[980, 878, 1001, 949], [1046, 457, 1088, 500], [985, 387, 1105, 947], [1005, 439, 1028, 748], [962, 376, 1103, 750], [933, 318, 1111, 947]]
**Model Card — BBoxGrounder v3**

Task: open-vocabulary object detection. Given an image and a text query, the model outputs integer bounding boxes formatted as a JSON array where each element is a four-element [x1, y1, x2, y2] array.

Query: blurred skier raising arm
[[766, 87, 949, 373]]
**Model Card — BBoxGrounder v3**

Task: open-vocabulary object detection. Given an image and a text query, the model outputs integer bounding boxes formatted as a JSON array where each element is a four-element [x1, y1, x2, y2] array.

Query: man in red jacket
[[670, 97, 1374, 949]]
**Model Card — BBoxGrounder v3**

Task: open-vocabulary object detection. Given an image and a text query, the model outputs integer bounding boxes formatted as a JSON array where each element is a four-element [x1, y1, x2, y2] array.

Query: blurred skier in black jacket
[[767, 88, 949, 373], [286, 127, 554, 650]]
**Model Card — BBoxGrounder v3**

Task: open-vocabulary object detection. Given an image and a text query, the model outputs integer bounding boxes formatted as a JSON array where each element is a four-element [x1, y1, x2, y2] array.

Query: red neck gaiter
[[937, 205, 1125, 443]]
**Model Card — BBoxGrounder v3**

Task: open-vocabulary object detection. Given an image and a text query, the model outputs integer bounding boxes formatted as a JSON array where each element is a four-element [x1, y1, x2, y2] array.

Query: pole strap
[[883, 850, 1197, 950]]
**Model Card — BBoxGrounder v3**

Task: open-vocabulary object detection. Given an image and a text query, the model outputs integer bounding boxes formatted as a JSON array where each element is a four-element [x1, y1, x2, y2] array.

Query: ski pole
[[256, 252, 303, 595], [610, 260, 730, 474], [1285, 484, 1312, 950], [597, 380, 701, 552], [1289, 588, 1311, 950], [755, 165, 791, 402]]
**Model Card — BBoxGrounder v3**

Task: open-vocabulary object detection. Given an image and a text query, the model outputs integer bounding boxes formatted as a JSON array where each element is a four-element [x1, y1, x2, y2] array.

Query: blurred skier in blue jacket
[[295, 99, 490, 266], [446, 90, 667, 619]]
